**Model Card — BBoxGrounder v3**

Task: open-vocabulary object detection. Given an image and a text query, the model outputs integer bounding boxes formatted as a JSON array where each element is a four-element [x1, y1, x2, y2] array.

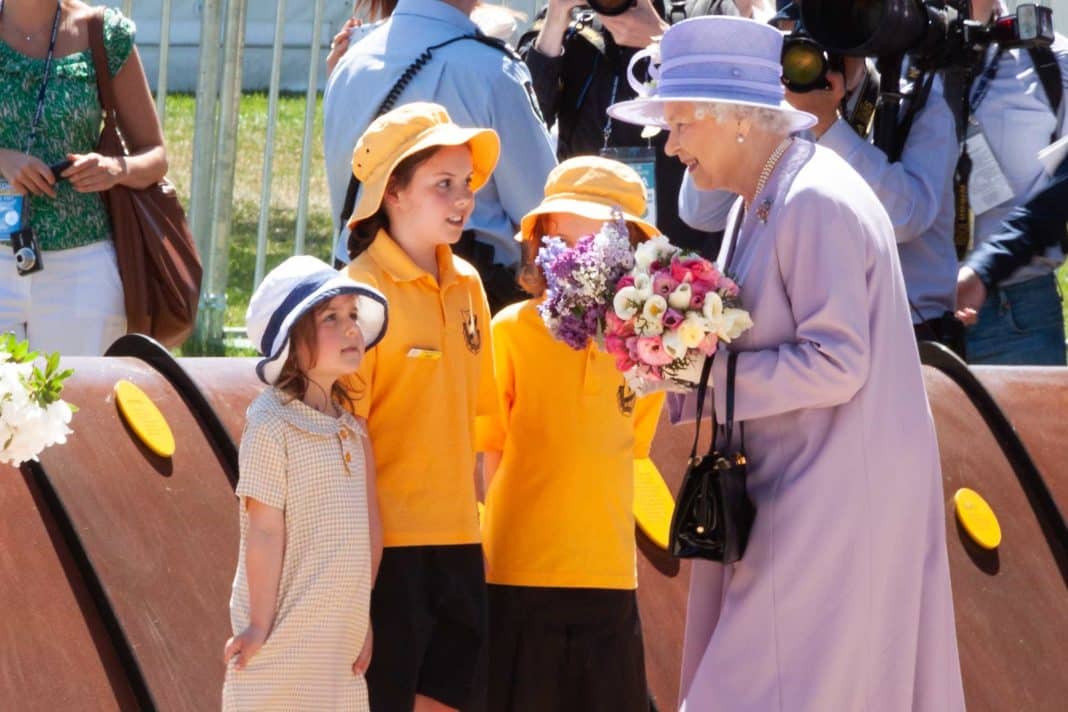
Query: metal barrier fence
[[127, 0, 535, 353]]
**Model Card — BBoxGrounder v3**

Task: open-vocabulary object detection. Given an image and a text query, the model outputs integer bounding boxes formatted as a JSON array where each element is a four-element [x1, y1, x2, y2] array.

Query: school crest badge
[[617, 383, 636, 416], [461, 309, 482, 354]]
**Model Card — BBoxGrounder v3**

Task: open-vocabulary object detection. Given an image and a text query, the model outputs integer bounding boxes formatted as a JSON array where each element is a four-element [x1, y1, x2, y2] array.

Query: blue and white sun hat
[[607, 16, 816, 132], [246, 255, 388, 385]]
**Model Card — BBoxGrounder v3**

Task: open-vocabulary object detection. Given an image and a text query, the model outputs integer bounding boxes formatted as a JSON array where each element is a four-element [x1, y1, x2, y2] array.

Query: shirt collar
[[264, 387, 364, 437], [393, 0, 477, 33], [367, 230, 461, 289]]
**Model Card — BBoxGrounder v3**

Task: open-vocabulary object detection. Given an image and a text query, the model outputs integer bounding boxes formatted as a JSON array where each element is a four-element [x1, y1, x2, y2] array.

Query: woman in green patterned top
[[0, 0, 167, 355]]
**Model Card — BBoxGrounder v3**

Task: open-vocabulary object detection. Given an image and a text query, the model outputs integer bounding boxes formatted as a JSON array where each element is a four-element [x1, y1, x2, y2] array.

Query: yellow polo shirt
[[476, 299, 665, 590], [341, 231, 496, 547]]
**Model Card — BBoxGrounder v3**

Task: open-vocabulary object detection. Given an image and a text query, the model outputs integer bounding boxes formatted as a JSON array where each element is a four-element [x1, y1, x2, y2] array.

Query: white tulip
[[613, 287, 641, 319], [668, 283, 692, 310]]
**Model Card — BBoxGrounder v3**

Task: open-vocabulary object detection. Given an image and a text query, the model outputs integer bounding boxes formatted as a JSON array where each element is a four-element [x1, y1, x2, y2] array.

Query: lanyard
[[10, 1, 64, 154], [601, 75, 620, 151], [969, 46, 1005, 115]]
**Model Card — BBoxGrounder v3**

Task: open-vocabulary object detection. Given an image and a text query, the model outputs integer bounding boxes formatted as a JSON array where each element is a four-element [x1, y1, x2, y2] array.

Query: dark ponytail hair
[[347, 145, 443, 260]]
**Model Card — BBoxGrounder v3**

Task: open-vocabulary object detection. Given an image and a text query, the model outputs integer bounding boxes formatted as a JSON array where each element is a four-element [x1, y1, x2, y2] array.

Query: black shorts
[[485, 584, 649, 712], [367, 544, 486, 711]]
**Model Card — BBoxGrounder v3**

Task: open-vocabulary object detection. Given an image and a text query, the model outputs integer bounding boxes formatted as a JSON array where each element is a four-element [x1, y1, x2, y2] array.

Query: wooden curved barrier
[[1, 346, 1065, 711]]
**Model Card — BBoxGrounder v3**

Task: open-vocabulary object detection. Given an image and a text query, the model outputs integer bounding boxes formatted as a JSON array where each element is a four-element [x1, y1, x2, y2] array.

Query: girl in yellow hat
[[338, 102, 499, 712], [477, 155, 666, 711]]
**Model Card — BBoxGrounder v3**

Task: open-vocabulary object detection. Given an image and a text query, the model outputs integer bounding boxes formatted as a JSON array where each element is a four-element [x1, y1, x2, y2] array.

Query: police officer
[[324, 0, 557, 312], [520, 0, 770, 257]]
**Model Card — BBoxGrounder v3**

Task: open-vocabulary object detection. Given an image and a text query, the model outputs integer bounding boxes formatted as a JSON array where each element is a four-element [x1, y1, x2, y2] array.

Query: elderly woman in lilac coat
[[609, 16, 965, 712]]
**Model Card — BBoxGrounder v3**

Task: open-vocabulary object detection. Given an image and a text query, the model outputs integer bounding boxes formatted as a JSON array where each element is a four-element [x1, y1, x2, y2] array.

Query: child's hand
[[224, 625, 269, 670], [353, 627, 373, 675]]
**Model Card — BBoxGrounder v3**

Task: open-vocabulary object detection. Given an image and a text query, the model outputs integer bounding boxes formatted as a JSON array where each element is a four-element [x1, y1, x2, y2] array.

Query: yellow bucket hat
[[347, 102, 501, 228], [518, 155, 660, 243]]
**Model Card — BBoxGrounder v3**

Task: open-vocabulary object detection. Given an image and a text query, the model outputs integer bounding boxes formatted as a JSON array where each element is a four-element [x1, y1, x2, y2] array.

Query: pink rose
[[662, 309, 684, 329], [688, 258, 721, 285], [719, 277, 740, 298], [669, 257, 693, 284], [615, 354, 637, 372], [652, 271, 679, 297], [697, 332, 719, 357], [635, 336, 675, 366], [615, 274, 636, 290], [604, 334, 628, 358], [605, 310, 635, 338]]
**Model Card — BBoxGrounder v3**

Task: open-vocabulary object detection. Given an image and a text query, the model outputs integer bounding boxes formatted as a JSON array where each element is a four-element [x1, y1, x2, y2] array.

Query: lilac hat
[[607, 16, 816, 132]]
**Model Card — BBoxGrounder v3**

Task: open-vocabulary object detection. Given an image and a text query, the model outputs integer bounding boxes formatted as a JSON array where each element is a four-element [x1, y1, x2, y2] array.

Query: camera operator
[[952, 0, 1068, 365], [786, 56, 961, 355], [519, 0, 771, 257], [678, 7, 961, 356]]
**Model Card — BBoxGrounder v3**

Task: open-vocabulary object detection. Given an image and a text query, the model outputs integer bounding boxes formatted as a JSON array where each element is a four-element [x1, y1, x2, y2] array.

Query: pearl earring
[[736, 133, 745, 144]]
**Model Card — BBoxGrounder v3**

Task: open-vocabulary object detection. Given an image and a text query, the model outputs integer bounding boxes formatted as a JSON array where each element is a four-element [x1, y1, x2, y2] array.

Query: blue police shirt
[[323, 0, 557, 267]]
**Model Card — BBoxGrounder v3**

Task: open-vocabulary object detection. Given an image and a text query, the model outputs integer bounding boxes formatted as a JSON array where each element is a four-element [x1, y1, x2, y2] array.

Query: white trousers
[[0, 240, 127, 356]]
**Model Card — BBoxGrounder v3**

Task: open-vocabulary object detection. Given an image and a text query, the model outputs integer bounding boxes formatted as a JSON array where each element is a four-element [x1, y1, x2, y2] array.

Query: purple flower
[[662, 309, 684, 329]]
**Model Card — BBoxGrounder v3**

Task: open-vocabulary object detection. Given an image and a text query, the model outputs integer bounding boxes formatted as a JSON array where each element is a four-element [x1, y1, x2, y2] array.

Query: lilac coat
[[674, 141, 965, 711]]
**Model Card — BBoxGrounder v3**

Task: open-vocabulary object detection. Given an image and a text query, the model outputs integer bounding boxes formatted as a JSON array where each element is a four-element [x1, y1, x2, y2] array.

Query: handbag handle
[[87, 11, 119, 122], [687, 353, 717, 463], [716, 351, 746, 456]]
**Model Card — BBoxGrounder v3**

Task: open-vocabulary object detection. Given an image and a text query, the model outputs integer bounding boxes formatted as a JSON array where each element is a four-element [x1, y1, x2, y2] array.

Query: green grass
[[163, 93, 1068, 349], [163, 93, 334, 333]]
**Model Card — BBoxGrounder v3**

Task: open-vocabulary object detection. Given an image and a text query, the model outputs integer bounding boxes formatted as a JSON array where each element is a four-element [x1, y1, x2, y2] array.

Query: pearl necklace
[[753, 136, 794, 201]]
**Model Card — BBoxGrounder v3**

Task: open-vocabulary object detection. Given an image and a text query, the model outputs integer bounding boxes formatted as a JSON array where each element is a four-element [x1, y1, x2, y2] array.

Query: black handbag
[[668, 351, 756, 563]]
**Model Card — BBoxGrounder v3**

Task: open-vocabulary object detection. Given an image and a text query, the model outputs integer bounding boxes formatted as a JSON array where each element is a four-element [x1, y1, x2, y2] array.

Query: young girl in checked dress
[[222, 255, 388, 711]]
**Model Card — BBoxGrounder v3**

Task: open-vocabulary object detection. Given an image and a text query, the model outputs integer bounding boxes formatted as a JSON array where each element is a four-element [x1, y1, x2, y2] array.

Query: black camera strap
[[947, 47, 1002, 260], [17, 1, 63, 155]]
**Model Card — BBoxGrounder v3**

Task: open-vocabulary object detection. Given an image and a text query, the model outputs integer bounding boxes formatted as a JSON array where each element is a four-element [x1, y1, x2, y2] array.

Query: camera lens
[[14, 247, 36, 271], [587, 0, 635, 17], [781, 37, 830, 93]]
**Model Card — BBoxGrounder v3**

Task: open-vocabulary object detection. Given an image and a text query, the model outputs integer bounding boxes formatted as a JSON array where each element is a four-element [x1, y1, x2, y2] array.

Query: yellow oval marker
[[954, 488, 1002, 550], [114, 380, 175, 458], [634, 459, 675, 551]]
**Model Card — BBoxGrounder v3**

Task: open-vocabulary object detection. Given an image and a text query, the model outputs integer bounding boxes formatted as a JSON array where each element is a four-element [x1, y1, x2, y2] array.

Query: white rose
[[720, 308, 754, 342], [613, 287, 642, 319], [677, 313, 708, 349], [667, 283, 692, 310], [635, 316, 665, 336], [632, 272, 653, 300], [633, 241, 659, 271], [642, 294, 668, 324]]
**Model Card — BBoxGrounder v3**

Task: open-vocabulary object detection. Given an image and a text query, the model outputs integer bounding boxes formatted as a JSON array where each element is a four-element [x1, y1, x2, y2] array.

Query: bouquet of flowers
[[534, 216, 635, 350], [535, 215, 753, 392], [604, 235, 752, 391], [0, 334, 75, 466]]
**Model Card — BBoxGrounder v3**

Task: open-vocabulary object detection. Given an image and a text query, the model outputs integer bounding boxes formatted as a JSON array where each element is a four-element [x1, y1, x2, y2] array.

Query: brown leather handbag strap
[[87, 9, 122, 137]]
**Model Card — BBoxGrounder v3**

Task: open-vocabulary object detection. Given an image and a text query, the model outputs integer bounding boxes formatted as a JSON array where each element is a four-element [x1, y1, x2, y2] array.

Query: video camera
[[576, 0, 637, 16], [799, 0, 1053, 71]]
